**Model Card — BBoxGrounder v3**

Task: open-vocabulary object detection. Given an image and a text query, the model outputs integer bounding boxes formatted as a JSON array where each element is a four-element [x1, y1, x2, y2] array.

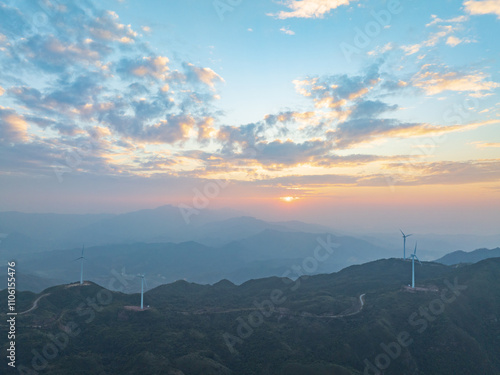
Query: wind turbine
[[75, 245, 86, 285], [410, 242, 422, 289], [137, 274, 148, 310], [400, 230, 412, 260]]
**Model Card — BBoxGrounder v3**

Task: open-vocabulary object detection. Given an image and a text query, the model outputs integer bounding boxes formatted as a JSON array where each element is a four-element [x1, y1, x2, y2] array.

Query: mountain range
[[2, 257, 499, 374], [1, 206, 499, 293]]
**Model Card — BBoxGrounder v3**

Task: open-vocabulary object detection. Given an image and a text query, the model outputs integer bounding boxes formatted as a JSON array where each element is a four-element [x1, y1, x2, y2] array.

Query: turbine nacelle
[[400, 229, 413, 239]]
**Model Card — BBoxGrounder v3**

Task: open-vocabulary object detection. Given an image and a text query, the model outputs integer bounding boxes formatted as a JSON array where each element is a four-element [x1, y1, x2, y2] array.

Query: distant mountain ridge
[[435, 247, 500, 265], [0, 229, 393, 292], [0, 205, 334, 253]]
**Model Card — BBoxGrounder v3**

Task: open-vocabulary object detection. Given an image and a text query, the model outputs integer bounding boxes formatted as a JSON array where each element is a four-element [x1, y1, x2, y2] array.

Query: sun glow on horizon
[[280, 196, 300, 203]]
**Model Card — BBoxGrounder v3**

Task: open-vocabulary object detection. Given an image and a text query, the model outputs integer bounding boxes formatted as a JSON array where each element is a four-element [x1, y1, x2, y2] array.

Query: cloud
[[138, 114, 195, 144], [289, 66, 404, 131], [269, 0, 356, 19], [0, 133, 129, 177], [248, 139, 333, 167], [183, 63, 224, 88], [402, 15, 469, 55], [0, 0, 497, 187], [197, 117, 217, 142], [331, 118, 499, 149], [89, 10, 138, 43], [0, 86, 4, 96], [0, 3, 30, 39], [402, 26, 455, 55], [15, 35, 105, 74], [464, 0, 500, 19], [367, 42, 394, 56], [203, 131, 404, 170], [264, 111, 316, 126], [0, 107, 29, 143], [118, 56, 170, 80], [255, 173, 358, 187], [280, 27, 295, 35], [349, 100, 398, 119], [471, 141, 500, 148], [446, 35, 466, 46], [0, 1, 227, 180], [9, 73, 105, 121], [252, 158, 500, 187], [98, 104, 196, 145], [381, 159, 500, 185], [293, 67, 380, 111], [412, 66, 499, 96], [426, 15, 468, 26]]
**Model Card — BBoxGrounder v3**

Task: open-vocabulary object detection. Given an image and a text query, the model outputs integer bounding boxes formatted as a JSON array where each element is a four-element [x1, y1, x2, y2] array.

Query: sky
[[0, 0, 499, 234]]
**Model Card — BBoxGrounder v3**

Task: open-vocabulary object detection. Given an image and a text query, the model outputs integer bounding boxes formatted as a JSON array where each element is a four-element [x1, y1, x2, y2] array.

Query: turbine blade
[[407, 234, 412, 237], [400, 229, 405, 236], [415, 255, 422, 265], [414, 242, 417, 254]]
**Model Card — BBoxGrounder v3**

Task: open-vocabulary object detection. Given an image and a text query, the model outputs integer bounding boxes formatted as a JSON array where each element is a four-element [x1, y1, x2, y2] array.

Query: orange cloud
[[471, 141, 500, 148], [0, 107, 29, 143], [184, 63, 224, 88], [332, 118, 500, 149], [89, 10, 138, 43], [413, 69, 499, 96], [131, 56, 170, 80], [464, 0, 500, 19]]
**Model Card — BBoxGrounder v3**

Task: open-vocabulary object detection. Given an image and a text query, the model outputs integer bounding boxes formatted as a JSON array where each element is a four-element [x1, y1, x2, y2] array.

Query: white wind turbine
[[410, 242, 422, 288], [75, 245, 86, 285], [137, 274, 148, 310], [400, 230, 412, 260]]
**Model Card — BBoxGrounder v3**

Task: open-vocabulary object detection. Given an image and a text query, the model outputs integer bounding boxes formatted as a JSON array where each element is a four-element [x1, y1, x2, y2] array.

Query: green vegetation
[[1, 258, 499, 374]]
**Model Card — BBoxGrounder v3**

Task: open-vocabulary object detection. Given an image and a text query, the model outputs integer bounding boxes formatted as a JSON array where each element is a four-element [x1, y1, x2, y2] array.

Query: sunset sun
[[280, 196, 299, 203]]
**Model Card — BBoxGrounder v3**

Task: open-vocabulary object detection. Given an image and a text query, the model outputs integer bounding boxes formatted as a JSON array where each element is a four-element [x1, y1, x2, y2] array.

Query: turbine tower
[[75, 245, 86, 285], [410, 242, 422, 288], [137, 274, 147, 310], [400, 229, 412, 260]]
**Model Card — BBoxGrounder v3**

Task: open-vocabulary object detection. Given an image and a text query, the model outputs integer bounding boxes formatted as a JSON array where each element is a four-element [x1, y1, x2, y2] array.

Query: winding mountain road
[[317, 293, 366, 318], [177, 293, 366, 319], [19, 293, 51, 315]]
